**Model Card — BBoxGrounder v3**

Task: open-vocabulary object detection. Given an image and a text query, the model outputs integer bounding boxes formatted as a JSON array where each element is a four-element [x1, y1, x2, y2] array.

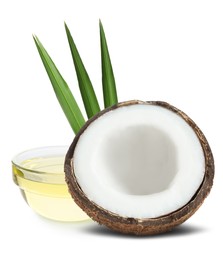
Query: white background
[[0, 0, 222, 259]]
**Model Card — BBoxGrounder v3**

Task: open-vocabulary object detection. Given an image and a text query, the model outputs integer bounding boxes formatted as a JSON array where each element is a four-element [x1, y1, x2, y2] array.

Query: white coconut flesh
[[73, 104, 205, 219]]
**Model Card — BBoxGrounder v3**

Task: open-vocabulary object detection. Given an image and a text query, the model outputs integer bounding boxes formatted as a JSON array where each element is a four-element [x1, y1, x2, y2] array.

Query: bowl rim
[[12, 146, 68, 175]]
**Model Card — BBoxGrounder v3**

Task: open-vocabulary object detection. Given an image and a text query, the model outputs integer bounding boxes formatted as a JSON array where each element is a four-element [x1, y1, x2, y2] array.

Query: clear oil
[[13, 156, 89, 222]]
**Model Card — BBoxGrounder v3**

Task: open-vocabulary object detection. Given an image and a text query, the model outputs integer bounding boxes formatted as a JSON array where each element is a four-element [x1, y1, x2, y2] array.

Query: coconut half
[[65, 100, 214, 235]]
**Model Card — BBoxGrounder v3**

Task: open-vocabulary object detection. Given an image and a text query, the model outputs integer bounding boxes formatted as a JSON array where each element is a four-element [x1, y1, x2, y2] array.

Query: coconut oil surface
[[13, 156, 88, 222]]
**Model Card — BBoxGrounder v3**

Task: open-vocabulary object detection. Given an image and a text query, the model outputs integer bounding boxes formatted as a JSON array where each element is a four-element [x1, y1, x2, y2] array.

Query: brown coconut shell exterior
[[65, 100, 214, 236]]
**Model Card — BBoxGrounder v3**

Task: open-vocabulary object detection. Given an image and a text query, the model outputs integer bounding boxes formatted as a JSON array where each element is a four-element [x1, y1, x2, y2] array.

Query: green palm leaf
[[65, 23, 100, 118], [99, 20, 118, 108], [33, 35, 85, 134]]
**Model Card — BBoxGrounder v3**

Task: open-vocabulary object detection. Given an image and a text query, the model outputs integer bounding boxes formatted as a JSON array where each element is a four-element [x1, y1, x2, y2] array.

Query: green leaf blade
[[99, 20, 118, 108], [64, 23, 100, 119], [33, 36, 85, 134]]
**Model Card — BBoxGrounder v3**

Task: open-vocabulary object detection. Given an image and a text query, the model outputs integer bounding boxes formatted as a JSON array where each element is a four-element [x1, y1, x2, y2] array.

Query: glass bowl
[[12, 146, 89, 222]]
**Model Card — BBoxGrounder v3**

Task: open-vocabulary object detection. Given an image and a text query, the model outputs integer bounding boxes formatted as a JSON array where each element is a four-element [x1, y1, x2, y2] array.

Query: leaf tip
[[64, 22, 70, 35], [33, 35, 40, 48], [64, 21, 68, 29], [99, 19, 104, 31], [32, 34, 37, 41]]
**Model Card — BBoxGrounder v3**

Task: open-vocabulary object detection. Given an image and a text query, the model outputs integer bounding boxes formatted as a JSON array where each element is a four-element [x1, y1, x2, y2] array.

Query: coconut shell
[[65, 100, 214, 235]]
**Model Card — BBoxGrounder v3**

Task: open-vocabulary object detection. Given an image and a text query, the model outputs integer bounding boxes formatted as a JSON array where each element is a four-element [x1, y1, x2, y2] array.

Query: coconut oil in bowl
[[12, 146, 89, 222]]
